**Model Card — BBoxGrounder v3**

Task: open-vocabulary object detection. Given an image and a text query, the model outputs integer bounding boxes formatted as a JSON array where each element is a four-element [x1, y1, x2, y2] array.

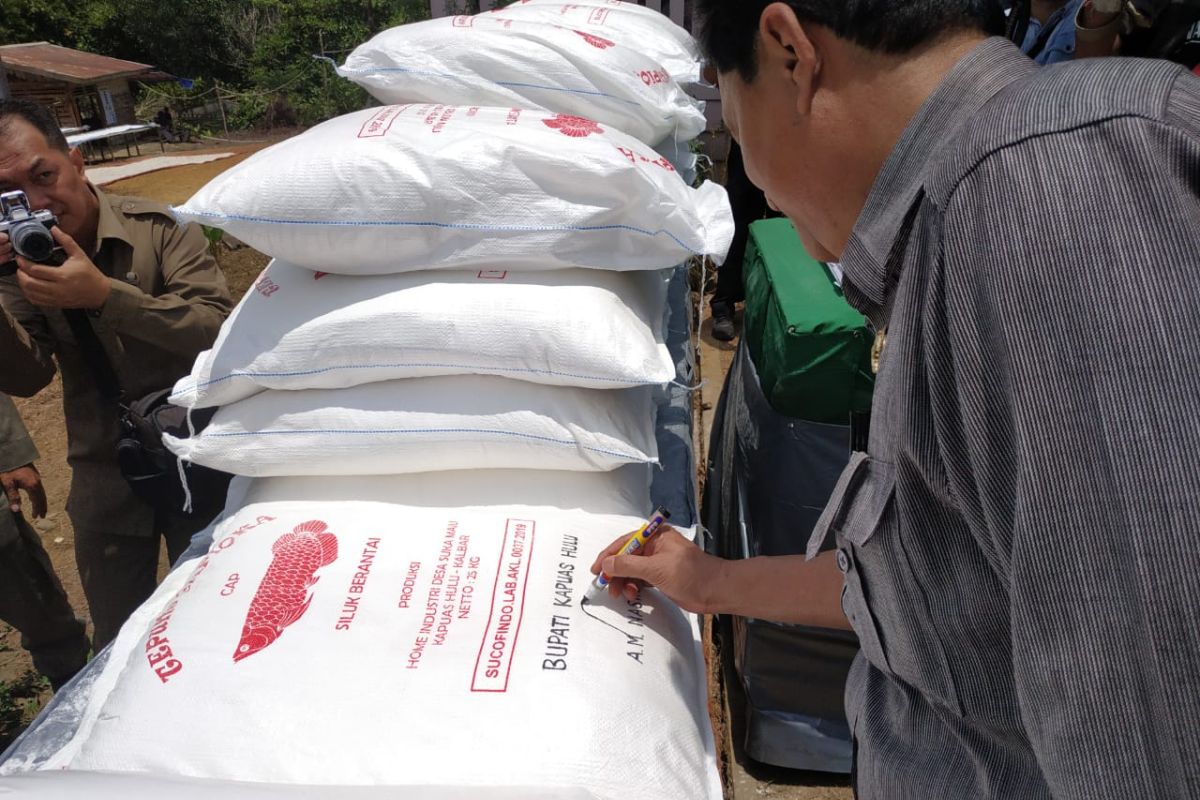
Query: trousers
[[74, 510, 205, 651], [0, 511, 90, 690]]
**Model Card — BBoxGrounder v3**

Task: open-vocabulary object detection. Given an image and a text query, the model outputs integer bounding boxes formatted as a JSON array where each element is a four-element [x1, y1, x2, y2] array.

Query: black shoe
[[712, 313, 736, 342]]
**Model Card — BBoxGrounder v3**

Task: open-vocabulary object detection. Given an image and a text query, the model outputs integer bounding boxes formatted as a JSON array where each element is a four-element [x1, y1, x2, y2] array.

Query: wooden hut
[[0, 42, 155, 131]]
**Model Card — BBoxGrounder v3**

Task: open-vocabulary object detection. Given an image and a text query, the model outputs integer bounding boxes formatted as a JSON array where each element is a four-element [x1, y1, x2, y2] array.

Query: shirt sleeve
[[97, 218, 234, 358], [0, 393, 38, 472], [931, 86, 1200, 795], [0, 277, 58, 398]]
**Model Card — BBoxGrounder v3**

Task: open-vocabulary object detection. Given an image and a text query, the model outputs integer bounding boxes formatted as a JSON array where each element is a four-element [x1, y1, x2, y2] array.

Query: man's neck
[[817, 31, 987, 255]]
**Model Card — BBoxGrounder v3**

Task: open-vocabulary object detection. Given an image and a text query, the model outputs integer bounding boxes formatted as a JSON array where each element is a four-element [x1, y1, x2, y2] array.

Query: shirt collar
[[840, 38, 1037, 316], [90, 184, 134, 256]]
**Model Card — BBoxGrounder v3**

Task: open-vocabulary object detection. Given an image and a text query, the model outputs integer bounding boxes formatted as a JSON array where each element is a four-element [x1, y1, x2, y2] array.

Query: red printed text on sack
[[615, 146, 676, 172], [357, 105, 408, 138], [638, 69, 670, 87], [254, 273, 280, 298]]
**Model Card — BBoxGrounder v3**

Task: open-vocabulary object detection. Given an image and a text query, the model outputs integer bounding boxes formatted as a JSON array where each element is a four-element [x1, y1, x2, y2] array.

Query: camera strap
[[61, 308, 125, 405]]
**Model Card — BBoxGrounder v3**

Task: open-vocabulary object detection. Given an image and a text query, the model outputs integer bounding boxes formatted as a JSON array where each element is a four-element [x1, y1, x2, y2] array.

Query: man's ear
[[68, 146, 86, 176], [759, 2, 821, 116]]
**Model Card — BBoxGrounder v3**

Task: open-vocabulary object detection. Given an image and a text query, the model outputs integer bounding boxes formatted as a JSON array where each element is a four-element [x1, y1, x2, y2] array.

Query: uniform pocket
[[813, 453, 963, 714]]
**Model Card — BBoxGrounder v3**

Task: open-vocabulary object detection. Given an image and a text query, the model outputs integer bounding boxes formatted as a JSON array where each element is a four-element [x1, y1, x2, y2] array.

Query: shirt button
[[836, 549, 850, 573]]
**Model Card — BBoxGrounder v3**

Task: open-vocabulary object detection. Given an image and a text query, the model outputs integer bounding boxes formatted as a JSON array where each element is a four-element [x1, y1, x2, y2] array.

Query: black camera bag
[[62, 308, 232, 520]]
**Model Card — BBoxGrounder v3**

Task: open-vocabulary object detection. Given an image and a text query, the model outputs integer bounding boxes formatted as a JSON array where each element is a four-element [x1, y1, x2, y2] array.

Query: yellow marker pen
[[586, 507, 671, 600]]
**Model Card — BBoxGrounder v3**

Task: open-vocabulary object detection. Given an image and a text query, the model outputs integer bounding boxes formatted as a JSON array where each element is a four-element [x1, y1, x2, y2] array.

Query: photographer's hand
[[1, 463, 47, 518], [0, 232, 13, 265], [15, 226, 111, 310]]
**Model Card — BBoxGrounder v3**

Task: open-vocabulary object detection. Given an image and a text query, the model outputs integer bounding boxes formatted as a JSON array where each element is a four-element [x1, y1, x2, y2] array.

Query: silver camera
[[0, 190, 62, 268]]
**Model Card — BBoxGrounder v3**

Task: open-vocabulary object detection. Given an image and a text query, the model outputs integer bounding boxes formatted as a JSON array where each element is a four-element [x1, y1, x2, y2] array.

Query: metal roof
[[0, 42, 154, 85]]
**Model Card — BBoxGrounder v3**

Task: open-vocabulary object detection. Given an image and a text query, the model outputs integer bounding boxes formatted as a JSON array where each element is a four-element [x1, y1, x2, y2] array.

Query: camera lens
[[11, 222, 55, 263]]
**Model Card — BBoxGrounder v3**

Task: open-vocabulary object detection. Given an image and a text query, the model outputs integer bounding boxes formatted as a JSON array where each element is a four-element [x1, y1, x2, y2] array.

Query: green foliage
[[2, 0, 432, 130], [0, 1, 88, 48], [201, 225, 226, 247], [0, 670, 49, 752]]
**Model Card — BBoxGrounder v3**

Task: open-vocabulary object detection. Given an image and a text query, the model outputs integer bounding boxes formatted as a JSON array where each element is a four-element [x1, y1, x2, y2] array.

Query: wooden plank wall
[[6, 71, 80, 128], [99, 79, 138, 125]]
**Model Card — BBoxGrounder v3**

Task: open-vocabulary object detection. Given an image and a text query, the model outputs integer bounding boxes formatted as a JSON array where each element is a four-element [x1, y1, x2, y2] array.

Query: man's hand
[[590, 525, 726, 613], [14, 227, 110, 310], [590, 525, 852, 629], [1, 463, 47, 518]]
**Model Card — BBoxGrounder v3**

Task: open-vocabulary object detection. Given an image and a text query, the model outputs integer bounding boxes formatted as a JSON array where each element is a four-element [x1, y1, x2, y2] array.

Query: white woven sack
[[0, 773, 604, 800], [172, 104, 733, 275], [170, 263, 675, 411], [491, 0, 702, 84], [47, 492, 721, 799], [164, 377, 658, 477], [337, 15, 705, 145]]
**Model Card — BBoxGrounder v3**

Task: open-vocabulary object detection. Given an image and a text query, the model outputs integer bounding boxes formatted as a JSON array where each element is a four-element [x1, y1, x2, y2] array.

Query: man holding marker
[[592, 1, 1200, 797]]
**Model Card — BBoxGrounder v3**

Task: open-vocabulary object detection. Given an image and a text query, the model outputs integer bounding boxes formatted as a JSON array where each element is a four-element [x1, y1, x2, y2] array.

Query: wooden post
[[0, 55, 10, 102], [669, 0, 687, 27], [215, 80, 230, 138]]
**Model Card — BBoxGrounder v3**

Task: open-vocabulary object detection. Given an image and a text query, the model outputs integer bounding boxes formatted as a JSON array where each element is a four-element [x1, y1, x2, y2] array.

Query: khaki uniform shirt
[[0, 187, 233, 535], [0, 394, 38, 546]]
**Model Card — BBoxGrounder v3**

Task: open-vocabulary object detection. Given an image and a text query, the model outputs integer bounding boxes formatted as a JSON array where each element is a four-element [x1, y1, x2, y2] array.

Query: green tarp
[[741, 218, 874, 424]]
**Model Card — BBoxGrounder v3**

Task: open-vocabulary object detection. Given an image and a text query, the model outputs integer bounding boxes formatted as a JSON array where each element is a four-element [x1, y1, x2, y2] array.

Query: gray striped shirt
[[807, 39, 1200, 799]]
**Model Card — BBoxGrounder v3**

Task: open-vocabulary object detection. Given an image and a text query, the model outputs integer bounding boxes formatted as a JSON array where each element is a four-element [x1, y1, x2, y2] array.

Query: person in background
[[0, 394, 89, 691], [1008, 0, 1116, 62], [154, 107, 177, 144], [592, 1, 1200, 797], [0, 100, 233, 651], [1008, 0, 1198, 64], [709, 141, 773, 341]]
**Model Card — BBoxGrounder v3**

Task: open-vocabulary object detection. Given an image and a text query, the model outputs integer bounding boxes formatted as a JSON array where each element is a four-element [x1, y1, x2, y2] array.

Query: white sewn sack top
[[170, 263, 675, 410], [50, 494, 722, 799], [491, 0, 703, 85], [164, 376, 658, 478], [172, 104, 733, 275], [0, 774, 608, 800], [337, 15, 705, 146]]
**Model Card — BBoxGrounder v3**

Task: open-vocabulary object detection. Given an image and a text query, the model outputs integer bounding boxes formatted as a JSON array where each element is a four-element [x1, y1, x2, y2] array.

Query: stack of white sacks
[[0, 4, 732, 798]]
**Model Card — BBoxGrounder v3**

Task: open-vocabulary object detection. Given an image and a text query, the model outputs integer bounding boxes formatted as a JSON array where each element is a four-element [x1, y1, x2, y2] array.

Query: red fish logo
[[542, 114, 604, 138], [573, 30, 615, 49], [233, 521, 338, 662]]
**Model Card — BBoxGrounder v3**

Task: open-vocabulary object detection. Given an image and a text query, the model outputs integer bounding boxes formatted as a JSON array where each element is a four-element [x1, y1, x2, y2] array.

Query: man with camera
[[0, 100, 233, 651], [0, 393, 89, 690]]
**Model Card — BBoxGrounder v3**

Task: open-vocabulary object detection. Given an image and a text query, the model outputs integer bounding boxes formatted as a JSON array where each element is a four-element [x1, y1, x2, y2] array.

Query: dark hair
[[0, 100, 70, 153], [696, 1, 1008, 80]]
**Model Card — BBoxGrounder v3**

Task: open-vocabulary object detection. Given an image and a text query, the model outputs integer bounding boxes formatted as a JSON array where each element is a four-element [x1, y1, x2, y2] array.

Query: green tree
[[4, 0, 432, 128], [0, 0, 87, 47]]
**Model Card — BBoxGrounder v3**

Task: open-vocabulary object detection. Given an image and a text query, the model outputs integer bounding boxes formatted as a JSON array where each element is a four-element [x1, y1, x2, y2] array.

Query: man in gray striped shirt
[[592, 1, 1200, 797]]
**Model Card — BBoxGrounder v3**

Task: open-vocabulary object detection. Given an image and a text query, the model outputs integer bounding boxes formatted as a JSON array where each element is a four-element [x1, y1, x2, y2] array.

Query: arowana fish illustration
[[233, 521, 338, 662]]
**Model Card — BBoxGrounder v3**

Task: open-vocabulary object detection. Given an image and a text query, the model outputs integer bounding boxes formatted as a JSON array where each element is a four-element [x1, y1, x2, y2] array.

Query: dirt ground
[[0, 139, 273, 747]]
